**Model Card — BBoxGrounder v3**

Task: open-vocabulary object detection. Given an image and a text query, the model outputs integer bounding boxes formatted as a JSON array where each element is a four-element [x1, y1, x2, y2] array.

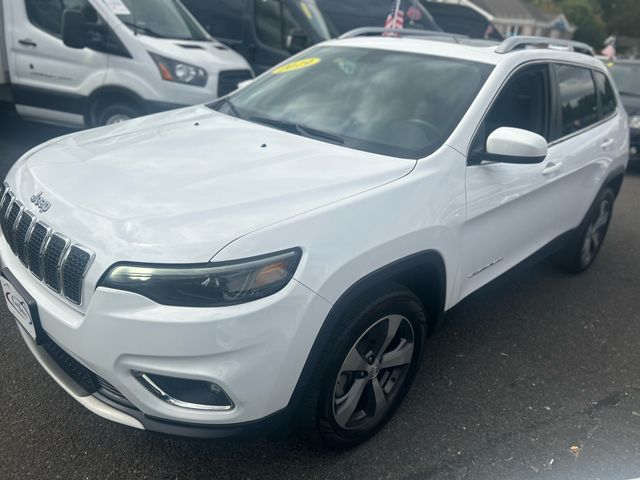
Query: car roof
[[324, 36, 604, 70]]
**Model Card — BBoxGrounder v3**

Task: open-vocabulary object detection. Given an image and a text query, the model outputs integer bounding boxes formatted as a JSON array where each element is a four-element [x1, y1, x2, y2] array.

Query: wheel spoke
[[371, 378, 389, 422], [334, 377, 368, 427], [594, 202, 610, 230], [376, 315, 403, 361], [341, 347, 369, 373], [380, 339, 414, 369]]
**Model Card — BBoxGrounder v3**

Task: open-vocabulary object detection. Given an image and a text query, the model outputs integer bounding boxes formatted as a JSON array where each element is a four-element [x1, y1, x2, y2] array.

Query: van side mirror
[[287, 30, 308, 54], [479, 127, 548, 165], [62, 9, 88, 49]]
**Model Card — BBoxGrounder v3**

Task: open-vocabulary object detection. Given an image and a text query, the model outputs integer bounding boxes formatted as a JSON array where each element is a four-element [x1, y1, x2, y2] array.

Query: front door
[[460, 63, 569, 299], [8, 0, 108, 126]]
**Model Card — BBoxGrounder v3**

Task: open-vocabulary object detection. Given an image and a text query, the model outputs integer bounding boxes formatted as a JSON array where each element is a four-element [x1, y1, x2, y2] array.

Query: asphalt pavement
[[1, 109, 640, 480]]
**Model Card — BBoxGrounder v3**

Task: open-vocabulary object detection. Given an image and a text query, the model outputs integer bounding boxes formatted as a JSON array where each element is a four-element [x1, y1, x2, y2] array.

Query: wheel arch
[[85, 86, 145, 127], [288, 249, 447, 413]]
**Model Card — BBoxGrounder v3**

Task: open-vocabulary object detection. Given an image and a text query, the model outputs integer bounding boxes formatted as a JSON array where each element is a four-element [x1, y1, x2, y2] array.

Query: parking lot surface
[[0, 109, 639, 480]]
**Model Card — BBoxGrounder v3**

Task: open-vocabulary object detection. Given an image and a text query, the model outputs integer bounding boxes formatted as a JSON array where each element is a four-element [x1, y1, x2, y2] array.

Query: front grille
[[218, 69, 253, 97], [0, 185, 94, 305], [43, 234, 67, 292]]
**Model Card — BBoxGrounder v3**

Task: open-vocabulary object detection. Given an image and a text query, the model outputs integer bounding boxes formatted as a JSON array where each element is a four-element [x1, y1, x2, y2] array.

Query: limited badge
[[273, 58, 321, 74]]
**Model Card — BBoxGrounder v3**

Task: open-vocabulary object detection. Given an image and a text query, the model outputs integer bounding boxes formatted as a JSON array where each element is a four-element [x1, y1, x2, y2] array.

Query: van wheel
[[298, 284, 426, 449], [96, 103, 141, 126], [554, 187, 615, 273]]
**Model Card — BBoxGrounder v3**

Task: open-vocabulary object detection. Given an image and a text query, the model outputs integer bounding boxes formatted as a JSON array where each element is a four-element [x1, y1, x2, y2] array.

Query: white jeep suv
[[0, 31, 629, 448]]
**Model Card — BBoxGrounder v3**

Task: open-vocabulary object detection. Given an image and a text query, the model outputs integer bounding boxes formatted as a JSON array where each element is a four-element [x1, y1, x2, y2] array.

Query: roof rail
[[496, 36, 595, 56], [339, 27, 467, 43]]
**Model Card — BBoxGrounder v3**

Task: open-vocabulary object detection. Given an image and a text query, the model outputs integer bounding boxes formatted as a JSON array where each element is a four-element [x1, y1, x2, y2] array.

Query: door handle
[[18, 38, 37, 47], [601, 138, 614, 150], [542, 161, 563, 175]]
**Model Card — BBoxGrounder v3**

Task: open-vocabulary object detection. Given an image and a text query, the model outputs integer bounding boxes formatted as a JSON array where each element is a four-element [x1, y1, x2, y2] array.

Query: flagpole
[[392, 0, 401, 30]]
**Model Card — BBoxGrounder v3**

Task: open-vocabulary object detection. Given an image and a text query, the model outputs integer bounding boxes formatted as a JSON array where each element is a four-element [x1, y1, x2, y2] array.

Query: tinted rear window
[[556, 65, 598, 137], [595, 71, 617, 118]]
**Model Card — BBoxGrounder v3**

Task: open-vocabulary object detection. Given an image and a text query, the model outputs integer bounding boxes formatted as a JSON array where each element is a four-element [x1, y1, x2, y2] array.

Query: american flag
[[384, 0, 404, 31]]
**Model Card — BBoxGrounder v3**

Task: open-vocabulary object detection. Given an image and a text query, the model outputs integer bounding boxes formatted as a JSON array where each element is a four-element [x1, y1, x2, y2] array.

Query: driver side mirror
[[62, 9, 88, 49], [287, 29, 308, 54], [474, 127, 548, 165]]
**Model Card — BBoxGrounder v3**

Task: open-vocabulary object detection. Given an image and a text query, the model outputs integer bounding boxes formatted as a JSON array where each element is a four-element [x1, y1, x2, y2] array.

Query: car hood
[[134, 35, 252, 74], [8, 106, 415, 264]]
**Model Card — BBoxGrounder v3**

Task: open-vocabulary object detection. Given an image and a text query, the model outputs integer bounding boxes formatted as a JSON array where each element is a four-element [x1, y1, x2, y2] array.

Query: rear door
[[8, 0, 107, 126], [546, 64, 625, 229]]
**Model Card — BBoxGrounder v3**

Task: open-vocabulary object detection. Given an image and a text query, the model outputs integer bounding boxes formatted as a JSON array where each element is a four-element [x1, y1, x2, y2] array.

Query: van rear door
[[7, 0, 108, 127]]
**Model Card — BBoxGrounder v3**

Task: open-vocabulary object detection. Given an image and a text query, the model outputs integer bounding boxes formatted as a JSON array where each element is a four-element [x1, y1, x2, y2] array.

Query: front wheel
[[300, 284, 427, 449], [95, 103, 141, 126], [554, 187, 615, 273]]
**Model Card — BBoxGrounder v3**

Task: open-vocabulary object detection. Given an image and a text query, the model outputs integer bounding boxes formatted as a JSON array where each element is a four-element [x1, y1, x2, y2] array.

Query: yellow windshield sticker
[[607, 61, 615, 68], [273, 58, 321, 74], [301, 2, 313, 19]]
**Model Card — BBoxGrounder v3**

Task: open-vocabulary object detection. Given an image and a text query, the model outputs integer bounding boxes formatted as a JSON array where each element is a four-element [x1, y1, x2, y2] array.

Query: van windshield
[[115, 0, 209, 41], [212, 46, 493, 159]]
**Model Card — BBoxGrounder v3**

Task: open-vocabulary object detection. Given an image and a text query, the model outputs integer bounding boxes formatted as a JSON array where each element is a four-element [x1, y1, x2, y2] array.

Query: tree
[[598, 0, 640, 38]]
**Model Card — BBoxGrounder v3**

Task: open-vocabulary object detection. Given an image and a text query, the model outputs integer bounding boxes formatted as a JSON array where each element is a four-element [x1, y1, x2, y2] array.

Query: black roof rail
[[339, 27, 467, 43], [495, 36, 595, 56]]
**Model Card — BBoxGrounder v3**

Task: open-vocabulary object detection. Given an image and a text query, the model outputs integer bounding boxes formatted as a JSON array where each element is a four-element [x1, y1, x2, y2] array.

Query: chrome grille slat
[[1, 187, 94, 306]]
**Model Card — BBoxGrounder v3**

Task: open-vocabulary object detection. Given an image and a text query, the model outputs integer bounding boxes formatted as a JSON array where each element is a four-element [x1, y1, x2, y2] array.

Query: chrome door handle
[[601, 138, 614, 150], [542, 161, 562, 175], [18, 38, 37, 47]]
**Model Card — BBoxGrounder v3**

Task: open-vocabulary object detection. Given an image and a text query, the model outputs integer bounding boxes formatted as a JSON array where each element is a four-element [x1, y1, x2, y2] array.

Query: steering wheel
[[406, 118, 441, 140]]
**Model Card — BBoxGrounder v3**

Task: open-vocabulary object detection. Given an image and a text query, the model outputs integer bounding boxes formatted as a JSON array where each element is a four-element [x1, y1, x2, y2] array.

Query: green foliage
[[525, 0, 640, 45]]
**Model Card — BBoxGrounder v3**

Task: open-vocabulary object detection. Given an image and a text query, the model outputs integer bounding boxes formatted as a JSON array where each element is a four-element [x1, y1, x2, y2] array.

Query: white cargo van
[[0, 0, 252, 127]]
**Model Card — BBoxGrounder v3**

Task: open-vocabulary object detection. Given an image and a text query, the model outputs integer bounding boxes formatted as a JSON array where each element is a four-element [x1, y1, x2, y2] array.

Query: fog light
[[631, 146, 638, 156], [133, 371, 234, 411]]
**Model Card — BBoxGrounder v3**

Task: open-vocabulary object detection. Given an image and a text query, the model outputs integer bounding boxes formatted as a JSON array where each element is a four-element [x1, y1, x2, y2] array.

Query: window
[[25, 0, 96, 37], [215, 46, 493, 158], [117, 0, 209, 41], [595, 72, 617, 118], [181, 0, 245, 41], [473, 64, 551, 154], [556, 65, 598, 137], [254, 0, 307, 51]]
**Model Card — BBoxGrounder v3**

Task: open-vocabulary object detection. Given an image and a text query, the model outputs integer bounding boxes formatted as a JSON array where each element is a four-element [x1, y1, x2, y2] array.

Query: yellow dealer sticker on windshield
[[273, 58, 321, 74]]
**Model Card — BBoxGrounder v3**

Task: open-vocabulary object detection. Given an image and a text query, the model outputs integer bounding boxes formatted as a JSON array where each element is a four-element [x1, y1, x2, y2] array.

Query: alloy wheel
[[332, 315, 415, 430], [580, 198, 611, 268]]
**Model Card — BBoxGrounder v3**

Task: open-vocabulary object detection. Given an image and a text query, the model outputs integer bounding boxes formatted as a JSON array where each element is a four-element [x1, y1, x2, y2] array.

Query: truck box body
[[0, 1, 8, 85]]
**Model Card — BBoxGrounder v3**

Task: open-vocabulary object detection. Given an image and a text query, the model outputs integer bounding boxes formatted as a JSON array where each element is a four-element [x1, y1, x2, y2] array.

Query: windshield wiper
[[216, 98, 243, 119], [619, 91, 640, 98], [249, 116, 344, 145], [122, 21, 168, 38]]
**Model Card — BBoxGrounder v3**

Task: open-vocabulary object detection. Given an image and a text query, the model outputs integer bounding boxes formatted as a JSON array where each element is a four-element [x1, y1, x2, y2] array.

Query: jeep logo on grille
[[30, 192, 51, 213]]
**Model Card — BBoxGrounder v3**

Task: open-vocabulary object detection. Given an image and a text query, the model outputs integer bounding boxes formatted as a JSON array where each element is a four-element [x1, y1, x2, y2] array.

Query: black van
[[181, 0, 336, 74]]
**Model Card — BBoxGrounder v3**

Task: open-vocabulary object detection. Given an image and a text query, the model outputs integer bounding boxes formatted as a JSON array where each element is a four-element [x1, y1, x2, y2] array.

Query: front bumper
[[1, 239, 332, 436]]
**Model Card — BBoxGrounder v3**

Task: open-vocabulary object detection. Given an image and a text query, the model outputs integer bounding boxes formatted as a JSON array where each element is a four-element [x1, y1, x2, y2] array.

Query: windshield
[[213, 46, 492, 158], [114, 0, 209, 41], [609, 63, 640, 96]]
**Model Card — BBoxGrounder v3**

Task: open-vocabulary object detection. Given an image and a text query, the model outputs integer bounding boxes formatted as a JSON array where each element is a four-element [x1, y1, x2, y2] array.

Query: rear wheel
[[555, 187, 615, 273], [299, 284, 427, 449]]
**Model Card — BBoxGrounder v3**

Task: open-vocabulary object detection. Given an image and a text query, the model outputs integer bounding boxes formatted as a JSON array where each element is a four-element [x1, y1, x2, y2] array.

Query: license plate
[[1, 269, 42, 343]]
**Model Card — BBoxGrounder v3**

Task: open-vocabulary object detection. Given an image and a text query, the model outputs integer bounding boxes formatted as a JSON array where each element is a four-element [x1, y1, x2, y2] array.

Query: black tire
[[554, 187, 615, 273], [297, 283, 427, 449], [95, 103, 141, 126]]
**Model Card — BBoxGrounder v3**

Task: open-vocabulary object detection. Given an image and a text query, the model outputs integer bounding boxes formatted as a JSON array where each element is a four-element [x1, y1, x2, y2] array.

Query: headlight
[[99, 249, 302, 307], [630, 115, 640, 130], [149, 52, 207, 87]]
